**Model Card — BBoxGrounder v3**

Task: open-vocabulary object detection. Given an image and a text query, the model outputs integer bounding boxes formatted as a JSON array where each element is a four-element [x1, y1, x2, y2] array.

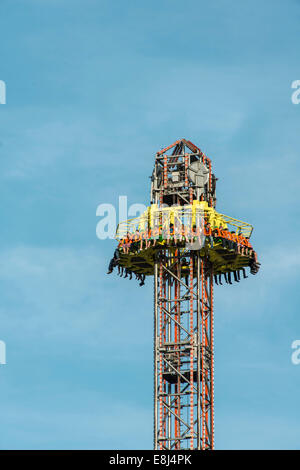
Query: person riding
[[204, 222, 214, 249], [107, 247, 120, 274]]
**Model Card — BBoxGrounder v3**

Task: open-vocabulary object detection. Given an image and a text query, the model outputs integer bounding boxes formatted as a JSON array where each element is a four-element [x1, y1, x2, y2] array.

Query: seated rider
[[204, 222, 213, 249], [107, 247, 120, 274]]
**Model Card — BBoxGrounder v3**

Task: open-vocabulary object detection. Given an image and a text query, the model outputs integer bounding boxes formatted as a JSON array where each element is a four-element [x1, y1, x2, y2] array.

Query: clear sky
[[0, 0, 299, 450]]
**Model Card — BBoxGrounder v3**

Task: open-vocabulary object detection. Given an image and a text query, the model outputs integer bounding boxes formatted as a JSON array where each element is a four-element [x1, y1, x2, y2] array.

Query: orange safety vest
[[221, 230, 230, 239], [203, 225, 212, 236], [239, 235, 246, 245]]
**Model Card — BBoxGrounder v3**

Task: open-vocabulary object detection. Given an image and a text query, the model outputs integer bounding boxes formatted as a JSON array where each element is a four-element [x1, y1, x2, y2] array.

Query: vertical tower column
[[154, 250, 214, 450]]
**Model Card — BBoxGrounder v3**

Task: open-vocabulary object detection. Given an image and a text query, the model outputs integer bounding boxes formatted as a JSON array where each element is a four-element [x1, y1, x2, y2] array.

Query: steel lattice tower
[[152, 140, 214, 450], [111, 138, 259, 450], [154, 252, 214, 449]]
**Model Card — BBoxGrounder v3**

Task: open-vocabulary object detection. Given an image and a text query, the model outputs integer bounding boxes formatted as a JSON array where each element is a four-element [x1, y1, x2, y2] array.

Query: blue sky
[[0, 0, 299, 449]]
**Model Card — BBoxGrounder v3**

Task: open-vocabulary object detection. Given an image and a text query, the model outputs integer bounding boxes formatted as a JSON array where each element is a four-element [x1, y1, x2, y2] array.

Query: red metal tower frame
[[153, 140, 214, 450], [154, 252, 214, 449]]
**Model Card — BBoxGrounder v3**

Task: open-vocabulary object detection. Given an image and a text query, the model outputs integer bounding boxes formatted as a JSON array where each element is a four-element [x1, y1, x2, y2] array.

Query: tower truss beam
[[154, 250, 214, 450]]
